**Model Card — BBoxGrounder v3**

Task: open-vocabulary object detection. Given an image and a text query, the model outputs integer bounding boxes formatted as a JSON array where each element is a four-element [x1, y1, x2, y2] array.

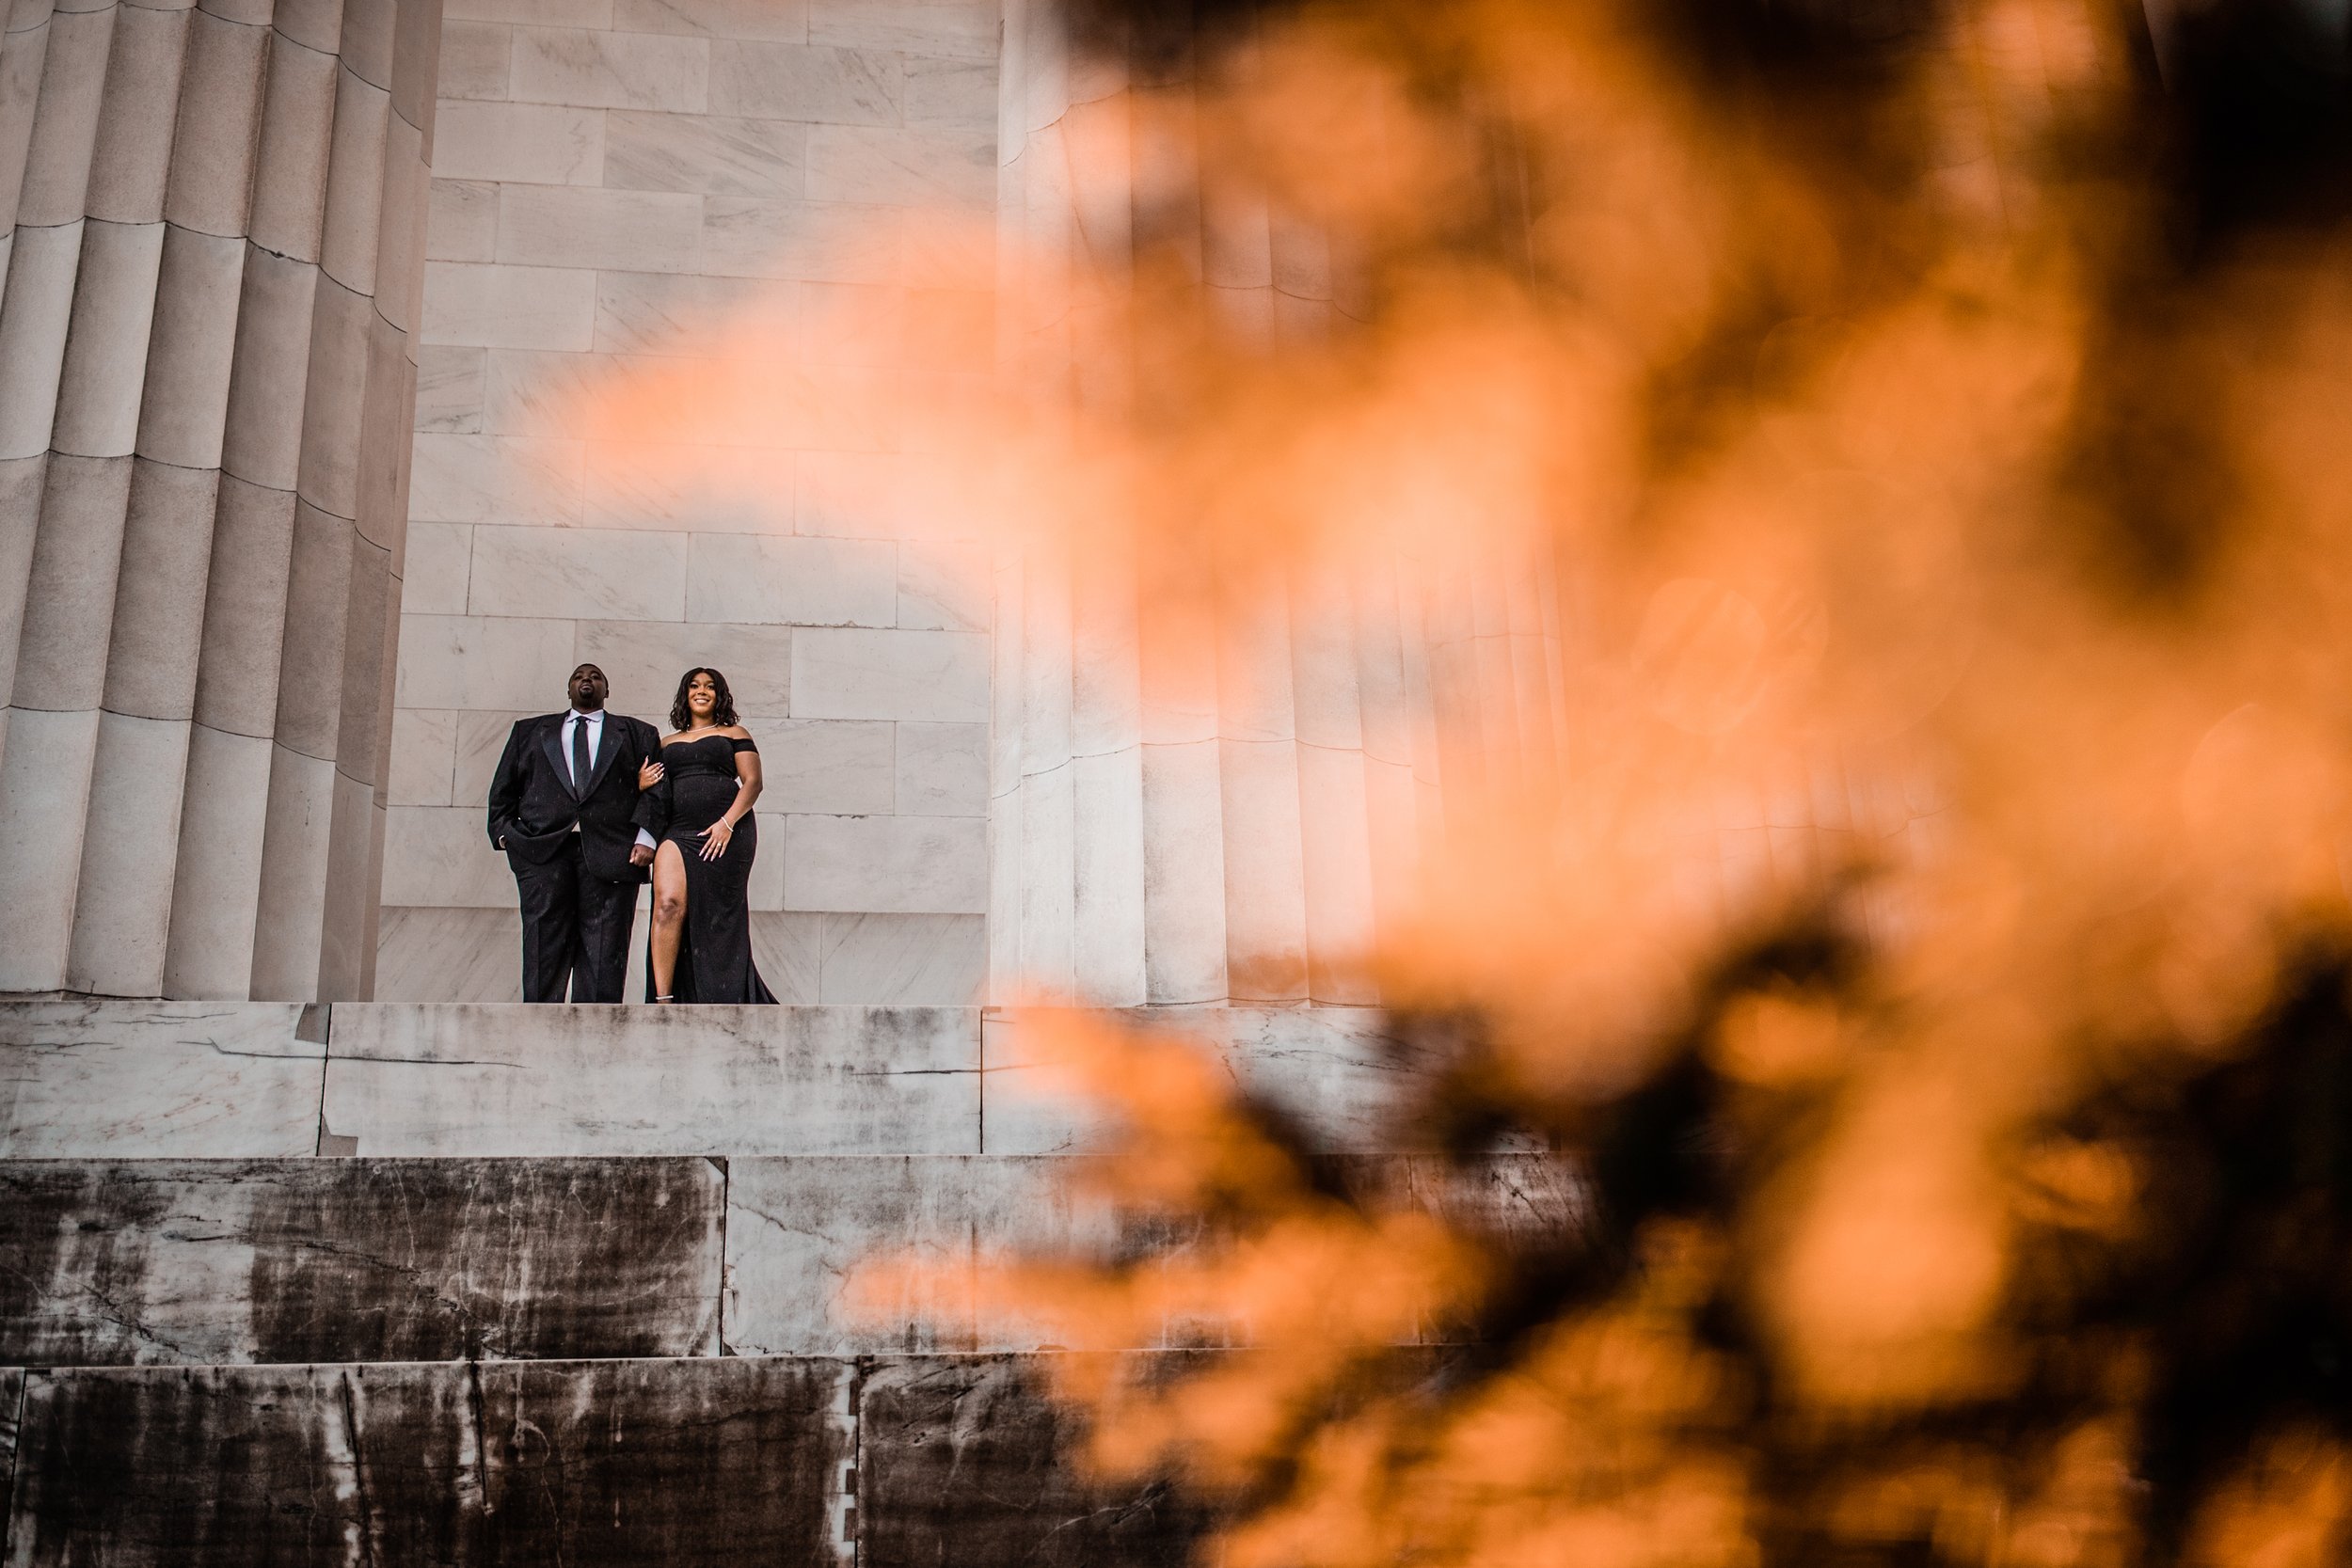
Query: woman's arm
[[696, 736, 762, 860], [722, 745, 763, 824]]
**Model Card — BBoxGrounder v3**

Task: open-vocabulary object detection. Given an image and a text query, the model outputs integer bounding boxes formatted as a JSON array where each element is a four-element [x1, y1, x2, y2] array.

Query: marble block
[[396, 613, 579, 711], [407, 432, 584, 525], [509, 24, 710, 113], [413, 344, 487, 433], [979, 1005, 1443, 1156], [858, 1355, 1217, 1568], [722, 1154, 1110, 1354], [0, 1157, 724, 1364], [388, 705, 460, 804], [374, 906, 528, 1001], [0, 1003, 324, 1158], [426, 178, 500, 263], [318, 1003, 983, 1155], [807, 0, 997, 59], [582, 438, 795, 531], [447, 0, 615, 34], [603, 108, 806, 198], [817, 911, 983, 1003], [433, 100, 606, 184], [467, 523, 688, 620], [749, 911, 824, 1002], [702, 195, 903, 285], [381, 805, 522, 907], [895, 721, 985, 816], [757, 718, 894, 814], [723, 1151, 1583, 1359], [437, 19, 516, 101], [686, 533, 895, 627], [593, 268, 795, 355], [782, 814, 986, 914], [497, 183, 703, 273], [707, 40, 899, 125], [8, 1357, 853, 1567], [904, 55, 994, 128], [804, 123, 993, 209], [0, 1366, 17, 1491], [453, 709, 543, 803], [615, 0, 809, 40], [421, 261, 599, 351], [790, 626, 987, 721], [894, 538, 988, 631], [399, 520, 472, 615]]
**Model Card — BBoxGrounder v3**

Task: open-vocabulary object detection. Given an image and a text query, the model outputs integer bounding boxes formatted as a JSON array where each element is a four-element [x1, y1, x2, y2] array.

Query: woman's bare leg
[[650, 841, 688, 997]]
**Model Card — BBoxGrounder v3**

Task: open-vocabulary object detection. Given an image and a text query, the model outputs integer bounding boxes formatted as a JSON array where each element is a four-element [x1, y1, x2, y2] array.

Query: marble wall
[[376, 0, 1000, 1001]]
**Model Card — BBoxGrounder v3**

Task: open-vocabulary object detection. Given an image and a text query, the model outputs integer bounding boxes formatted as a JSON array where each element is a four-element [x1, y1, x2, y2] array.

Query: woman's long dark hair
[[669, 667, 738, 732]]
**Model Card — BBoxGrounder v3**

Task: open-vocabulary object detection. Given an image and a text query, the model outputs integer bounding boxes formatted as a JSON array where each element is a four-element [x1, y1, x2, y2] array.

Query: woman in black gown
[[637, 667, 777, 1003]]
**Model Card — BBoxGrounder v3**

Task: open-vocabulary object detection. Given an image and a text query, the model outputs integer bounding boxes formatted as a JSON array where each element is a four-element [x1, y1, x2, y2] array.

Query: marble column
[[0, 0, 439, 999], [987, 0, 1573, 1006]]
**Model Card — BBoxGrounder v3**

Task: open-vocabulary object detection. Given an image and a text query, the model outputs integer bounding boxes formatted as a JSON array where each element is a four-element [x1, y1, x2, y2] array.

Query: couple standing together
[[485, 662, 777, 1005]]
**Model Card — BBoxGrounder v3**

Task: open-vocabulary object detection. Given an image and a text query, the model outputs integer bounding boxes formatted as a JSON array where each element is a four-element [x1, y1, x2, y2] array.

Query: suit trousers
[[512, 836, 638, 1003]]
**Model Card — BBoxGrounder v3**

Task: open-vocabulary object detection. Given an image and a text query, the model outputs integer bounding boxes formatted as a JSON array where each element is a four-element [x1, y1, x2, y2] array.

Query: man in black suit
[[486, 663, 664, 1003]]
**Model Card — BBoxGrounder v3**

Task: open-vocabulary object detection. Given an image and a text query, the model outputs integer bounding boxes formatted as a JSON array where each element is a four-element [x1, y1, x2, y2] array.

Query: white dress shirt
[[564, 708, 659, 851]]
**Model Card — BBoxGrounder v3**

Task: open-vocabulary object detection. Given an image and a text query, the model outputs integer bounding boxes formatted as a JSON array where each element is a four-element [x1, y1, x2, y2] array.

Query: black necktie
[[572, 715, 591, 794]]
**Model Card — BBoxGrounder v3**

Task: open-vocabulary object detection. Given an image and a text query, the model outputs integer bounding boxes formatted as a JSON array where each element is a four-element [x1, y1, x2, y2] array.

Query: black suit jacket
[[485, 711, 663, 884]]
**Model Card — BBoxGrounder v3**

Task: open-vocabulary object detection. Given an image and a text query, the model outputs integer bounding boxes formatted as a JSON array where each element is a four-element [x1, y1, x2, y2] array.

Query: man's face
[[568, 665, 609, 711]]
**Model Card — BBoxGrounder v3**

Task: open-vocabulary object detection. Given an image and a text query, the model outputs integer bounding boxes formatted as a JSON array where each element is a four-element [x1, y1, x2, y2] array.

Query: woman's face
[[688, 672, 718, 718]]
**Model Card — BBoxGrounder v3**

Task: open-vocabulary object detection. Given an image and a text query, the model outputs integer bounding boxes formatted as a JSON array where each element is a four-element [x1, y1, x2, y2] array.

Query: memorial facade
[[0, 0, 1577, 1007]]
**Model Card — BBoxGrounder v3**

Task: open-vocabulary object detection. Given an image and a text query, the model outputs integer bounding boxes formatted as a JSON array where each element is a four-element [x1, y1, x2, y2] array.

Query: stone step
[[0, 999, 1428, 1159], [0, 1153, 1581, 1368], [0, 998, 1541, 1566], [0, 1352, 1211, 1568]]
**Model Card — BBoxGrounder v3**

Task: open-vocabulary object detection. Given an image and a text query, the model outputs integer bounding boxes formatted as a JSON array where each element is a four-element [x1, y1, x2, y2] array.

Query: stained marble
[[319, 1003, 982, 1155], [0, 1003, 324, 1159]]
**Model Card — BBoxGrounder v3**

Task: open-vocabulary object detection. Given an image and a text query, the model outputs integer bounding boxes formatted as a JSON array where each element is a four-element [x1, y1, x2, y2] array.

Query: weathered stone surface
[[0, 1366, 20, 1551], [858, 1354, 1213, 1568], [816, 911, 984, 1004], [723, 1151, 1580, 1357], [782, 814, 988, 915], [983, 1005, 1443, 1155], [320, 1004, 982, 1155], [6, 1356, 852, 1567], [0, 1003, 325, 1158], [0, 1158, 724, 1366], [724, 1154, 1112, 1356]]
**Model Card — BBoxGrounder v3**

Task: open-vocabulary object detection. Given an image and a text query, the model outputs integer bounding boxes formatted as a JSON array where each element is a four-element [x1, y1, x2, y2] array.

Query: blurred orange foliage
[[573, 0, 2352, 1560]]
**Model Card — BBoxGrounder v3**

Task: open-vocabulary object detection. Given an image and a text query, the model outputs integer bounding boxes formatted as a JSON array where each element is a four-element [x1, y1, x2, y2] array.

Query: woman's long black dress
[[638, 733, 777, 1004]]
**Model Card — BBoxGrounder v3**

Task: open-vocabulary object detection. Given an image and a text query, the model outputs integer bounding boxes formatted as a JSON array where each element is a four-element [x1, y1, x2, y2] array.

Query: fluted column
[[992, 0, 1153, 1006], [985, 1, 1487, 1007], [0, 0, 437, 998]]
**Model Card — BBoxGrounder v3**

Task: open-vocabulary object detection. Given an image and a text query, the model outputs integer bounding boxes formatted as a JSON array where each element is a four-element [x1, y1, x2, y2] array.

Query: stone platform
[[0, 1001, 1575, 1563]]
